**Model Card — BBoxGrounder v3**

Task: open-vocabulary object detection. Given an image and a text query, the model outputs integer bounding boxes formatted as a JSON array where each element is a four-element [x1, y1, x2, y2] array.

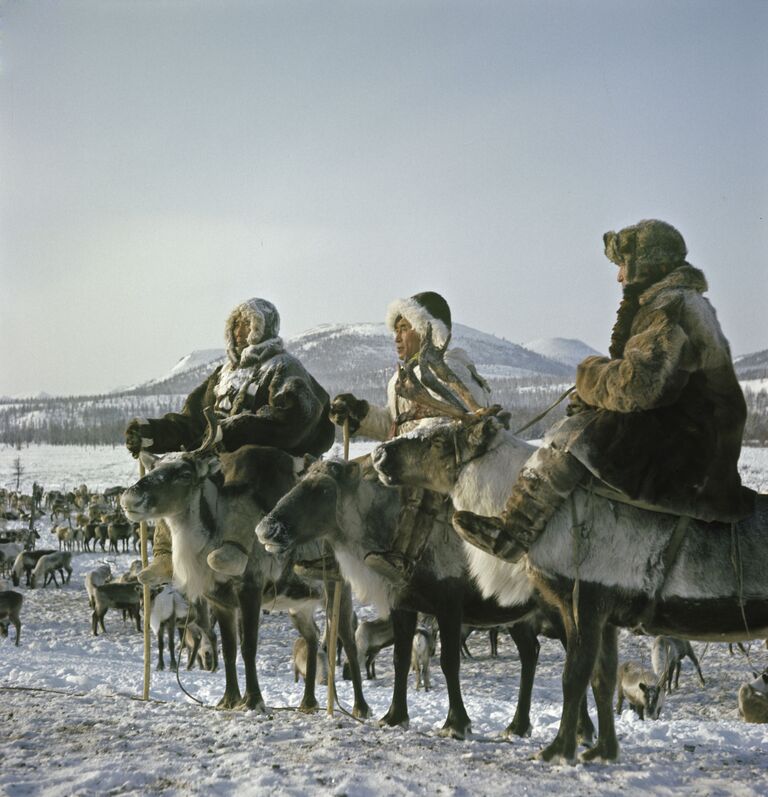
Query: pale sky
[[2, 0, 766, 397]]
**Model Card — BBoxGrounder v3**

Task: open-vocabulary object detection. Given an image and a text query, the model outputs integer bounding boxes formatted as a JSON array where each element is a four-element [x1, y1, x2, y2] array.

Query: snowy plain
[[1, 442, 767, 796]]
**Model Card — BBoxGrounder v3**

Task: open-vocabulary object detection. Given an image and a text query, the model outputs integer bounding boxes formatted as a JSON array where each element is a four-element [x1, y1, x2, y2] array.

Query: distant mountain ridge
[[1, 329, 765, 446]]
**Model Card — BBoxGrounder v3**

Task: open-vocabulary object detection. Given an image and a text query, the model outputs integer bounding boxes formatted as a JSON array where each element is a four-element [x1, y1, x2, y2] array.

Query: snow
[[1, 444, 767, 795], [522, 338, 603, 368]]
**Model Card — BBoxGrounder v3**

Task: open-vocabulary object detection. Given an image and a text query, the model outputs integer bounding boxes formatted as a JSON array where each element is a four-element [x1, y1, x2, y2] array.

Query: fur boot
[[207, 537, 252, 578], [453, 446, 587, 563], [138, 519, 174, 586]]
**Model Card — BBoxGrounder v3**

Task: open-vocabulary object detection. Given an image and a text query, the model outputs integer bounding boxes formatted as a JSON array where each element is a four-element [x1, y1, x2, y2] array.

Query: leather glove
[[125, 419, 153, 458], [329, 394, 369, 434]]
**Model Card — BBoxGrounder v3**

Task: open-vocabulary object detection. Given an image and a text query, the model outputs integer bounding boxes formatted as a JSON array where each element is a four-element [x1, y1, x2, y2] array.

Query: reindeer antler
[[395, 361, 471, 421], [418, 324, 485, 413], [192, 407, 223, 455]]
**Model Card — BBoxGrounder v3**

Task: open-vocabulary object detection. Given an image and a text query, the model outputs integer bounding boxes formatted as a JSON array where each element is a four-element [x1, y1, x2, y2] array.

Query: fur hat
[[603, 220, 688, 286], [224, 298, 281, 365], [385, 291, 452, 347]]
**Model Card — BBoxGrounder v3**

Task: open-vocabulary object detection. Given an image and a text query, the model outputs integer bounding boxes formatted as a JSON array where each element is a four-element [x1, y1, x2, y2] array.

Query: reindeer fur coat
[[553, 264, 751, 522], [140, 300, 335, 457]]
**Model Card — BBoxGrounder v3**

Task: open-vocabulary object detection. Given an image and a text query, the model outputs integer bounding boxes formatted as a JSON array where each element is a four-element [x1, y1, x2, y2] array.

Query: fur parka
[[141, 299, 335, 457], [552, 264, 751, 522], [356, 348, 492, 441]]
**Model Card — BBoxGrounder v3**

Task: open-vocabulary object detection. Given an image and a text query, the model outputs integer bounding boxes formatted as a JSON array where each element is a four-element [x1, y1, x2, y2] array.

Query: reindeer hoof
[[298, 699, 319, 714], [580, 740, 619, 763], [438, 723, 470, 740], [538, 738, 577, 765], [503, 720, 532, 739], [378, 712, 409, 730], [238, 694, 267, 712], [353, 702, 372, 720], [216, 692, 242, 710]]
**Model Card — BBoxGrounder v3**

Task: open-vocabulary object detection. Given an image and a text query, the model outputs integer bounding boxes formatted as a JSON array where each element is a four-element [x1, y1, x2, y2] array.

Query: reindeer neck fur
[[453, 429, 535, 608], [167, 476, 221, 601], [331, 474, 398, 618]]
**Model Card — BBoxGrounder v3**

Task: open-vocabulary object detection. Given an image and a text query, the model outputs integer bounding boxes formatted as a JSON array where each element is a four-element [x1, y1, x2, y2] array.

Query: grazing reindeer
[[92, 582, 142, 635], [257, 457, 592, 741], [616, 661, 665, 720], [30, 552, 72, 588], [11, 549, 56, 587], [181, 621, 218, 671], [739, 669, 768, 723], [372, 411, 768, 762], [121, 425, 369, 717], [355, 617, 395, 679], [0, 590, 23, 645], [651, 636, 705, 691]]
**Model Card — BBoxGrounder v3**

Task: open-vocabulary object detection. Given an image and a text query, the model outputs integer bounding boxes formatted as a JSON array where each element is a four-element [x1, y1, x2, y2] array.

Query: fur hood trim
[[224, 298, 281, 365], [385, 296, 450, 347], [638, 264, 708, 306]]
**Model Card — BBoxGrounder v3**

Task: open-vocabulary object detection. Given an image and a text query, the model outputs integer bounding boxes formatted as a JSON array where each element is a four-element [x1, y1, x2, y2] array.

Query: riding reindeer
[[120, 414, 369, 717], [257, 455, 594, 741], [372, 364, 768, 762]]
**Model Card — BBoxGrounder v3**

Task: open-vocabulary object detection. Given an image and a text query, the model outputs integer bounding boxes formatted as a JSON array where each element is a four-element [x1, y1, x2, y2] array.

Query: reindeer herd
[[2, 337, 768, 764]]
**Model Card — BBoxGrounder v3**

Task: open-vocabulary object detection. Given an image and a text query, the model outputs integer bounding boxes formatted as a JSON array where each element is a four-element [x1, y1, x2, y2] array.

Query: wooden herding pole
[[139, 460, 151, 701], [325, 419, 349, 715]]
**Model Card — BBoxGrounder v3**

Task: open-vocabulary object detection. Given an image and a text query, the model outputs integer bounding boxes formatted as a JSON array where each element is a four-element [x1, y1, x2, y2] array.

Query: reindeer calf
[[739, 670, 768, 724], [180, 621, 218, 671], [92, 582, 142, 636], [85, 564, 112, 609], [0, 590, 23, 645], [652, 636, 705, 691], [616, 661, 665, 720], [355, 617, 394, 679], [411, 625, 433, 691]]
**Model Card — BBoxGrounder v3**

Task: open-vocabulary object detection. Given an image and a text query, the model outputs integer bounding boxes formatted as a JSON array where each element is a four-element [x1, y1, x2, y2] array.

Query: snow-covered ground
[[1, 445, 767, 796]]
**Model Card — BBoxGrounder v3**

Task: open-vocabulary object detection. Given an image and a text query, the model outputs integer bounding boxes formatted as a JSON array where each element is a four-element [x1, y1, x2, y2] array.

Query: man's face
[[394, 317, 421, 361], [234, 317, 251, 350]]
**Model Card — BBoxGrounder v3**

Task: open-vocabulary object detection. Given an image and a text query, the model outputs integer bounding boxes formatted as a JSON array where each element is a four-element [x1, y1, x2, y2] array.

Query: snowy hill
[[735, 349, 768, 381], [522, 337, 603, 369], [286, 322, 573, 403]]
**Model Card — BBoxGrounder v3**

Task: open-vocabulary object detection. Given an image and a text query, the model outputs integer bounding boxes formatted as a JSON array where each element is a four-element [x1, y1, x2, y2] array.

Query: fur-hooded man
[[454, 220, 754, 563], [329, 291, 492, 583], [125, 297, 335, 585]]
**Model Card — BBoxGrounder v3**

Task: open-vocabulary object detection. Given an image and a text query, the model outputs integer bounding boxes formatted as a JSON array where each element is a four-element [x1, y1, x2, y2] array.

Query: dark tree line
[[2, 381, 767, 447]]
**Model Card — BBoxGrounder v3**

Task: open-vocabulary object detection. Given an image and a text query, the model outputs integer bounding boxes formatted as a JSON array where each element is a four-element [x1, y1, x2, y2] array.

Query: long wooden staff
[[139, 460, 151, 701], [325, 419, 349, 715]]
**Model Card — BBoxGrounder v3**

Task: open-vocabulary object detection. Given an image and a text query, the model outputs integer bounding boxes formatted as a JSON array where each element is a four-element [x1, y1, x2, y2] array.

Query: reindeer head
[[121, 409, 222, 522], [256, 458, 361, 555], [372, 415, 505, 494], [639, 681, 666, 720]]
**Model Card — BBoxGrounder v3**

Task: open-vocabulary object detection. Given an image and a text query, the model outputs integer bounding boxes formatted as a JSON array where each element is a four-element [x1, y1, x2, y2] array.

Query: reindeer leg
[[335, 582, 371, 719], [539, 583, 608, 764], [237, 581, 266, 712], [290, 606, 319, 713], [503, 622, 540, 738], [436, 594, 472, 739], [379, 609, 417, 729], [156, 624, 165, 671], [581, 624, 619, 762], [168, 615, 178, 672], [214, 602, 242, 710]]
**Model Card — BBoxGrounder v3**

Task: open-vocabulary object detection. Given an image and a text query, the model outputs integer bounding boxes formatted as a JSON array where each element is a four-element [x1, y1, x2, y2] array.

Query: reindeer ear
[[138, 451, 160, 471], [467, 416, 500, 449], [639, 682, 648, 694]]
